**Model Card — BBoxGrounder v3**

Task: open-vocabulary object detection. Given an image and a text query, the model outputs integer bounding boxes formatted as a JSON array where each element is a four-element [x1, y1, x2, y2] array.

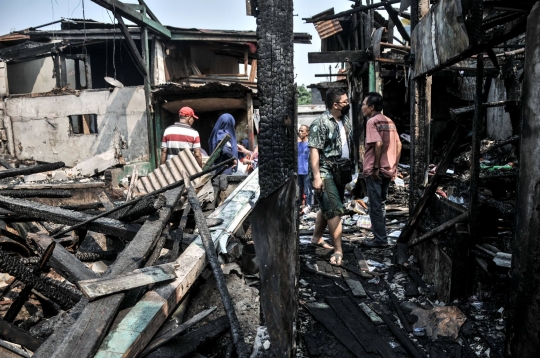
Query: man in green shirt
[[309, 88, 353, 266]]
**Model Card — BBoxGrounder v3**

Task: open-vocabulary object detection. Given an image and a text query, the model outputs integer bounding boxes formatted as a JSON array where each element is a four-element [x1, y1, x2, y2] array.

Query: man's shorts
[[315, 177, 345, 220]]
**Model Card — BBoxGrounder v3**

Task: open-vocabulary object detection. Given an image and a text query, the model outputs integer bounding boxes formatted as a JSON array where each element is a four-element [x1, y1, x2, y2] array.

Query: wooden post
[[507, 3, 540, 356], [409, 0, 431, 209], [182, 171, 249, 358], [255, 1, 298, 356], [468, 55, 483, 238], [141, 24, 156, 170]]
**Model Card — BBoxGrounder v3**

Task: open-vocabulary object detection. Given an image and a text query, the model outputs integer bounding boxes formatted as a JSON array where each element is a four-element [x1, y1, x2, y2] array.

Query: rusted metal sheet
[[314, 19, 343, 39], [411, 0, 469, 76]]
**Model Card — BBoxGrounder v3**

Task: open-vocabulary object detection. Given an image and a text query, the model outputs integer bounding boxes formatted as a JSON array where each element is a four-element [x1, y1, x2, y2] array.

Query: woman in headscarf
[[208, 113, 238, 175]]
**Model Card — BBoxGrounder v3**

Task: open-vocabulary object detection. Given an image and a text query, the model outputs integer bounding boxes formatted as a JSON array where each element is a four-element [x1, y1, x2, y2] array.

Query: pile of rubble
[[0, 154, 266, 358], [296, 177, 507, 357]]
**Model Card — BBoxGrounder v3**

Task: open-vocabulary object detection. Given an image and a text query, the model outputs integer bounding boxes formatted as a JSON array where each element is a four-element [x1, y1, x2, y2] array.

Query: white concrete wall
[[486, 78, 513, 140], [154, 40, 167, 85], [5, 86, 149, 167], [0, 62, 8, 96], [7, 57, 56, 94]]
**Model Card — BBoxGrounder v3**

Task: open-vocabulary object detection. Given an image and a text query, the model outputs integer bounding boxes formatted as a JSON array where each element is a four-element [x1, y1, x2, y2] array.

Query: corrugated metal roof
[[136, 149, 202, 195], [314, 19, 343, 40]]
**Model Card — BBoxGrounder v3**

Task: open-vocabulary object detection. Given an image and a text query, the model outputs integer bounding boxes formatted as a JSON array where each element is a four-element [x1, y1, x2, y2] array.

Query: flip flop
[[329, 252, 343, 266], [310, 240, 334, 250]]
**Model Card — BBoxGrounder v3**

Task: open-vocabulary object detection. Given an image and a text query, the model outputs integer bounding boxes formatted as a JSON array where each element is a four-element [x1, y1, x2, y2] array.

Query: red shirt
[[363, 113, 400, 178]]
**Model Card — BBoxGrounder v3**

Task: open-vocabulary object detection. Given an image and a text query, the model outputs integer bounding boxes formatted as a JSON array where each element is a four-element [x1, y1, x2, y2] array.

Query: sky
[[0, 0, 355, 87]]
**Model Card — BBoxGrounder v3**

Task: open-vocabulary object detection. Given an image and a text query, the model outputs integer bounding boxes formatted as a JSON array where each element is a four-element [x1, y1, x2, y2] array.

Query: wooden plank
[[0, 162, 64, 180], [82, 114, 92, 135], [0, 319, 43, 352], [0, 341, 30, 358], [326, 296, 397, 358], [248, 59, 257, 82], [94, 170, 260, 358], [41, 186, 184, 358], [308, 50, 370, 63], [78, 264, 177, 300], [305, 302, 371, 357], [0, 195, 139, 240], [145, 316, 230, 358], [140, 306, 216, 356], [98, 191, 114, 211], [345, 278, 367, 298], [354, 248, 371, 273], [358, 303, 384, 325]]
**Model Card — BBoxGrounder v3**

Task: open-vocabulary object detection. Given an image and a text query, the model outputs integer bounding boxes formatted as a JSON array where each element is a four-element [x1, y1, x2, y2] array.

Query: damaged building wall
[[7, 58, 56, 94], [4, 86, 148, 167]]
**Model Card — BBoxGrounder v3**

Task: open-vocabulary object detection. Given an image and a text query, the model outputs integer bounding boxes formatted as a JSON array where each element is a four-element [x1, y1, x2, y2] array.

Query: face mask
[[340, 104, 350, 116]]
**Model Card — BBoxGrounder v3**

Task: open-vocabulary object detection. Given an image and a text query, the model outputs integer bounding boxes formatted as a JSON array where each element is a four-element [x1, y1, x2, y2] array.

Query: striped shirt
[[161, 122, 201, 160]]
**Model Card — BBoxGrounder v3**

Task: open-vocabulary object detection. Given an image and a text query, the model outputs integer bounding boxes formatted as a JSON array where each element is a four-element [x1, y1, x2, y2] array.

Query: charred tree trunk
[[507, 3, 540, 357], [254, 1, 298, 357]]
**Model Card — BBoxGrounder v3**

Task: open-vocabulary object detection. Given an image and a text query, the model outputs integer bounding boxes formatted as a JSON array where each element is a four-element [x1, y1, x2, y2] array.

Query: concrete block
[[51, 170, 69, 181], [24, 173, 48, 182]]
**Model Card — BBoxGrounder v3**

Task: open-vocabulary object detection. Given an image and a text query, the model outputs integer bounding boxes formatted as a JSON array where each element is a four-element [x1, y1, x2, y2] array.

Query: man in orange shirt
[[361, 92, 402, 248]]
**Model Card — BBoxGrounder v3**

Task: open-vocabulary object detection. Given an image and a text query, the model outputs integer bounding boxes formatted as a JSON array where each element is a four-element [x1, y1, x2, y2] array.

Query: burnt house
[[0, 17, 311, 175]]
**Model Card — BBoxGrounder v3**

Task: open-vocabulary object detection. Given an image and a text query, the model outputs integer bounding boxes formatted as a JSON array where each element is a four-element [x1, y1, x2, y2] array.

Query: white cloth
[[338, 120, 349, 159]]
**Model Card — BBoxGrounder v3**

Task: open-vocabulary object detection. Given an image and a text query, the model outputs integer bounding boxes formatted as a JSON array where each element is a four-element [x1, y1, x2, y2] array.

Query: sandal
[[329, 252, 343, 266], [310, 240, 334, 250]]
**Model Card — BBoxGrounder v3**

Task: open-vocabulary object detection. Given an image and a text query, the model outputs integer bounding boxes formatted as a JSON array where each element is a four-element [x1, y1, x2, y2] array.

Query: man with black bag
[[308, 88, 354, 266]]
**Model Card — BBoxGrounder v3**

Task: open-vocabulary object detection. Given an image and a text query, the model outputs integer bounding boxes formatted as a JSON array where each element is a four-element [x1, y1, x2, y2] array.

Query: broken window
[[69, 114, 98, 135]]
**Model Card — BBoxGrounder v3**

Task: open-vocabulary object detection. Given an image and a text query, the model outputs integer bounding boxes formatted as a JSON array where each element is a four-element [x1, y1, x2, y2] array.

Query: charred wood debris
[[0, 153, 266, 358], [295, 0, 537, 358], [0, 1, 538, 358]]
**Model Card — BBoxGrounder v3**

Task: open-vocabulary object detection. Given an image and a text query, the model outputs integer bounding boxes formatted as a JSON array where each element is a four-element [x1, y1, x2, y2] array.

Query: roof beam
[[114, 14, 147, 76], [90, 0, 171, 38], [308, 50, 370, 63]]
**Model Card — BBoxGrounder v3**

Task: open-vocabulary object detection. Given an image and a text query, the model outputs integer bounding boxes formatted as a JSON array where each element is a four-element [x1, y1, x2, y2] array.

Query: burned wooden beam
[[398, 122, 467, 244], [145, 316, 230, 358], [0, 195, 140, 240], [140, 307, 216, 356], [77, 264, 177, 300], [3, 241, 56, 323], [308, 50, 370, 64], [255, 1, 299, 357], [507, 9, 540, 353], [109, 193, 166, 222], [0, 189, 71, 198], [182, 171, 249, 358], [468, 52, 484, 238], [41, 185, 184, 358], [52, 158, 234, 239], [30, 233, 98, 283], [409, 213, 469, 247], [0, 319, 43, 352], [0, 162, 65, 180], [303, 0, 401, 23], [94, 170, 259, 358], [383, 2, 410, 43], [0, 249, 81, 309]]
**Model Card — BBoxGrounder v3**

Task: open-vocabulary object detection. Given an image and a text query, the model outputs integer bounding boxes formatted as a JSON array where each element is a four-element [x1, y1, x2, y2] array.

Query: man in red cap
[[160, 106, 203, 167]]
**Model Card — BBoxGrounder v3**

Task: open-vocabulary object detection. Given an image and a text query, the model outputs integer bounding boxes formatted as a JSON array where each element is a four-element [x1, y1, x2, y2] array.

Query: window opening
[[69, 114, 98, 134]]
